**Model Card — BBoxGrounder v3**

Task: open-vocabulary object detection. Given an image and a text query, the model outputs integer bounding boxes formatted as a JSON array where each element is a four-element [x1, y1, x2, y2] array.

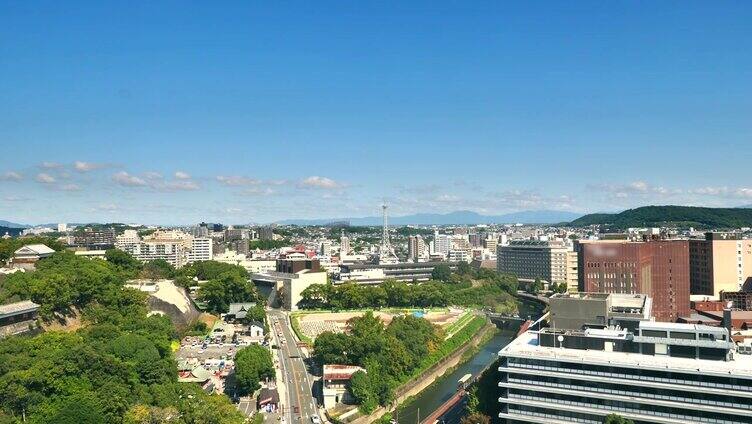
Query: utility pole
[[416, 407, 420, 424]]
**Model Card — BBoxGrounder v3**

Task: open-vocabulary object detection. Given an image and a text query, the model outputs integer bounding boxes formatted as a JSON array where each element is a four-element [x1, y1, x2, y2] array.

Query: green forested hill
[[570, 206, 752, 229]]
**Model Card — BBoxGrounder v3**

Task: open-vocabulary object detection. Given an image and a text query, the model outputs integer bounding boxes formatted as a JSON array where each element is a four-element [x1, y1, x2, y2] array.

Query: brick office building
[[577, 240, 690, 322]]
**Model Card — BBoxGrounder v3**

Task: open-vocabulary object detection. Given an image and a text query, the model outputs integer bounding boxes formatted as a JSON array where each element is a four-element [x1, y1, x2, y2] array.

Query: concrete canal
[[395, 299, 544, 423]]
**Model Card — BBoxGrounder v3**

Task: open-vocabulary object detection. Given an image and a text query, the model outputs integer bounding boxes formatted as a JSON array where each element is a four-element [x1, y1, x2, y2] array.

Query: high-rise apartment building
[[187, 237, 213, 263], [407, 235, 427, 262], [259, 226, 274, 241], [482, 237, 498, 252], [72, 227, 117, 248], [497, 240, 578, 290], [433, 231, 451, 256], [578, 239, 690, 322], [320, 240, 332, 256], [116, 230, 195, 268], [340, 231, 350, 256], [690, 232, 752, 297]]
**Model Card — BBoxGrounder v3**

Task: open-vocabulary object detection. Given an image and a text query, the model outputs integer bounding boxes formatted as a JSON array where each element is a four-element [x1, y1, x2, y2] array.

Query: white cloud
[[244, 187, 275, 196], [112, 171, 147, 187], [59, 184, 82, 192], [35, 173, 56, 184], [299, 176, 345, 189], [96, 203, 119, 211], [0, 171, 22, 181], [174, 171, 191, 180], [163, 180, 200, 191], [40, 161, 63, 169], [74, 161, 105, 172], [144, 171, 163, 180], [688, 186, 752, 199], [4, 196, 29, 202], [216, 175, 260, 186]]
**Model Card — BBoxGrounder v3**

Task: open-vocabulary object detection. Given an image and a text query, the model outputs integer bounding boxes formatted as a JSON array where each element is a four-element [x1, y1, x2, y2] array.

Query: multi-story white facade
[[187, 237, 213, 263], [115, 229, 205, 268], [340, 235, 350, 256], [497, 240, 578, 290], [498, 322, 752, 424], [433, 231, 451, 256], [320, 240, 332, 257], [408, 235, 428, 262]]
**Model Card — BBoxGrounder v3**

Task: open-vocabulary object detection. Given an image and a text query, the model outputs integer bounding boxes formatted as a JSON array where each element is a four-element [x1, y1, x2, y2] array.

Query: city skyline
[[2, 2, 752, 224]]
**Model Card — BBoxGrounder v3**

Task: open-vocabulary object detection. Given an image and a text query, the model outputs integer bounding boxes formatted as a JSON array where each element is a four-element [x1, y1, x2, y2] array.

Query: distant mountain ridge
[[0, 220, 28, 229], [277, 209, 582, 226], [570, 205, 752, 229]]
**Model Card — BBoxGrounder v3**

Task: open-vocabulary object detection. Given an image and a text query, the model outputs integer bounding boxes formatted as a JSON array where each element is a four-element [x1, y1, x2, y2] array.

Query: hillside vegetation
[[570, 206, 752, 229]]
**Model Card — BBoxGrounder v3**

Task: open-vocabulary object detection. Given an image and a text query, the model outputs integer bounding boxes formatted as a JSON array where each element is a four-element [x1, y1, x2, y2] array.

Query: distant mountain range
[[569, 205, 752, 229], [0, 220, 28, 229], [277, 210, 583, 226]]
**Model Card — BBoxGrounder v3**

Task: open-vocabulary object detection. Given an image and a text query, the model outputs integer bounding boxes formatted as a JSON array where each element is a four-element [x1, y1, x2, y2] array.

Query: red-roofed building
[[322, 364, 365, 409]]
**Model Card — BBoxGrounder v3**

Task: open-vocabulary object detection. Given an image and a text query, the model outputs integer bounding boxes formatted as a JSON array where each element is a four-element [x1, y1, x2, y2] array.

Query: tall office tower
[[340, 230, 350, 256], [498, 293, 750, 424], [690, 232, 752, 297], [469, 233, 481, 247], [57, 223, 67, 233], [407, 235, 427, 261], [577, 239, 690, 322], [497, 240, 578, 291]]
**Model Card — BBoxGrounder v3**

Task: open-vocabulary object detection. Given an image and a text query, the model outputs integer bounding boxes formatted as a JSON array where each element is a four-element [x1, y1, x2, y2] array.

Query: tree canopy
[[313, 311, 444, 411], [0, 251, 244, 424], [300, 269, 518, 313], [234, 344, 274, 395]]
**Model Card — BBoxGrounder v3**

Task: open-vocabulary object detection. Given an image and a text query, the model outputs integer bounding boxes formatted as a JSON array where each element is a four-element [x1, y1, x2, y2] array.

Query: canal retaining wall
[[346, 319, 497, 424]]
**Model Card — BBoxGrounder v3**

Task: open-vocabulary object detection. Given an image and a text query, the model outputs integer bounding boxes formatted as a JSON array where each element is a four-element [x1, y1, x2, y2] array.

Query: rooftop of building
[[501, 327, 752, 378], [323, 364, 365, 380], [0, 300, 40, 318], [14, 244, 55, 255]]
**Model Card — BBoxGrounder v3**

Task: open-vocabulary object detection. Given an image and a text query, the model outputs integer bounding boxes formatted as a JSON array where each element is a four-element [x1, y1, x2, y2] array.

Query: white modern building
[[187, 237, 213, 263], [498, 319, 752, 423], [433, 231, 451, 256], [115, 230, 196, 268]]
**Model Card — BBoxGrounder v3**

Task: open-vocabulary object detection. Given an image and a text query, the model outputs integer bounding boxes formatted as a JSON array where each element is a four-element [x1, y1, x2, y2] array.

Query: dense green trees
[[0, 251, 244, 424], [248, 239, 289, 250], [139, 259, 176, 280], [300, 270, 518, 313], [313, 311, 445, 411], [570, 205, 752, 229], [197, 272, 257, 314], [431, 264, 453, 282], [171, 260, 258, 314], [348, 371, 378, 413], [234, 345, 274, 395]]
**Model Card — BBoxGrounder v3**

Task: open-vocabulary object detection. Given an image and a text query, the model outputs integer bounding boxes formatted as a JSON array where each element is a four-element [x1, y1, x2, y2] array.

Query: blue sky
[[1, 1, 751, 224]]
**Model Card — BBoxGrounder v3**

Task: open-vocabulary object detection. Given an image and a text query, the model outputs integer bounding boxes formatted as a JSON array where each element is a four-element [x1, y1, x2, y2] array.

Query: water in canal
[[395, 300, 543, 424]]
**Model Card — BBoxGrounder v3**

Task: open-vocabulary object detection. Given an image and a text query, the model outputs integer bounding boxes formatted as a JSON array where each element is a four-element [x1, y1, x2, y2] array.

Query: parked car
[[311, 415, 321, 424]]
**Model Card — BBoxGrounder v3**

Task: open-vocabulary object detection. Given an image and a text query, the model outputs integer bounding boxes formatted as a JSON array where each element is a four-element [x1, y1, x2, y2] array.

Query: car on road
[[311, 415, 321, 424]]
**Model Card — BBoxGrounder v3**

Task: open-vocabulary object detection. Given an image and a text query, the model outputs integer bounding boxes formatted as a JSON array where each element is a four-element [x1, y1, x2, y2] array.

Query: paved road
[[268, 309, 320, 424]]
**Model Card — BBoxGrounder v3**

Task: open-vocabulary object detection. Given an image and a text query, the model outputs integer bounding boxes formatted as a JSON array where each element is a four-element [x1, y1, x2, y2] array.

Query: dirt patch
[[297, 309, 465, 340]]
